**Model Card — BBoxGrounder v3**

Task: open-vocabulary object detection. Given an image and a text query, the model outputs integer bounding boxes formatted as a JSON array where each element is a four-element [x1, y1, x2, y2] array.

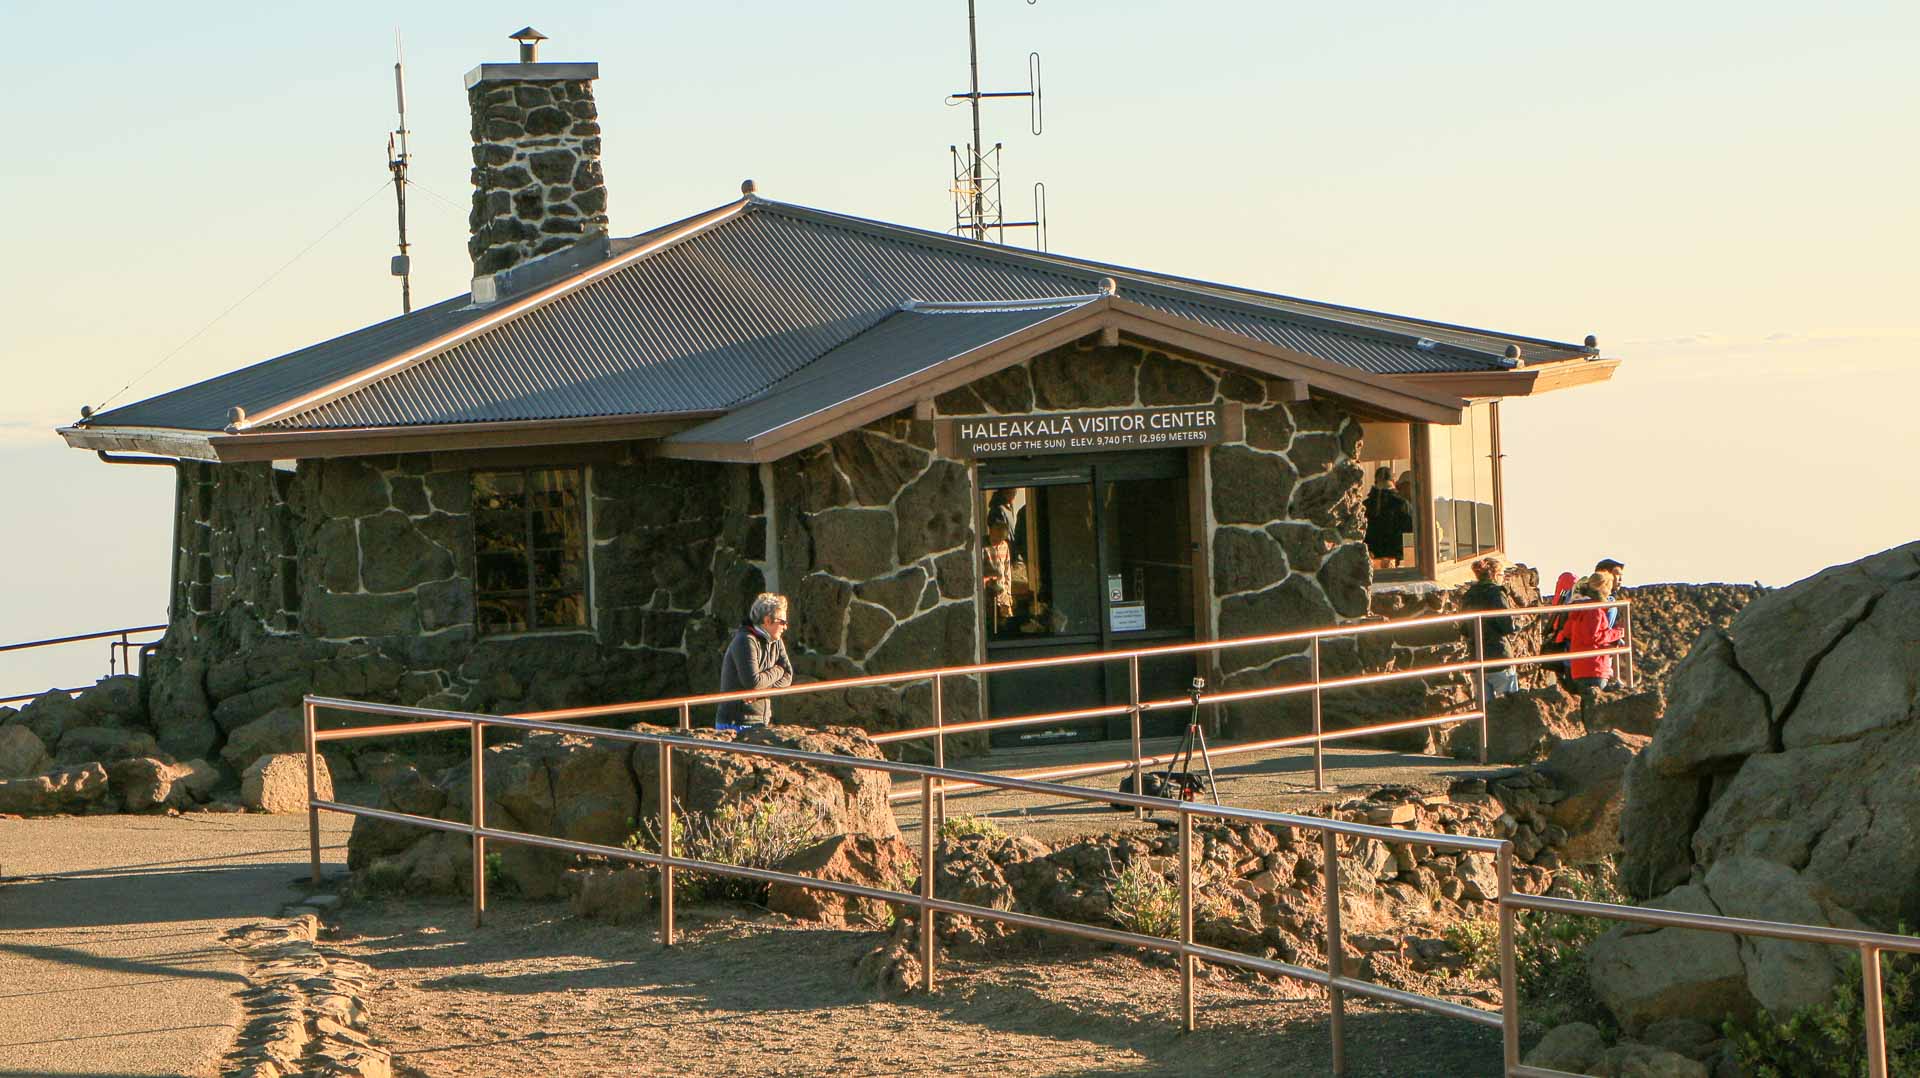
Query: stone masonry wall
[[766, 417, 982, 740], [468, 76, 608, 275], [149, 448, 764, 776], [933, 340, 1374, 742]]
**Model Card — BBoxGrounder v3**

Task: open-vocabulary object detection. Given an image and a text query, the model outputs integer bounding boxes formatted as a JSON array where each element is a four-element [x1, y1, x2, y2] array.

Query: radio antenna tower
[[948, 0, 1048, 249], [387, 34, 413, 314]]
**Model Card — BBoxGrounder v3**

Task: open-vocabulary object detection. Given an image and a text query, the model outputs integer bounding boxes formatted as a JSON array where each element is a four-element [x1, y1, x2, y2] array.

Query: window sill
[[476, 627, 596, 642]]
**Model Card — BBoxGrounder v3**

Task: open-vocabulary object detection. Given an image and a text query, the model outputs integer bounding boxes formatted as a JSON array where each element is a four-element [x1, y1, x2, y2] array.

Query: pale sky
[[2, 1, 1915, 692]]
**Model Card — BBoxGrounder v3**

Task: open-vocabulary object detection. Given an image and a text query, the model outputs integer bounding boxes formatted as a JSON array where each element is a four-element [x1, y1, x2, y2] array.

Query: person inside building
[[716, 592, 793, 727], [1563, 573, 1625, 694], [982, 518, 1016, 635], [1363, 465, 1414, 567], [1460, 556, 1520, 696]]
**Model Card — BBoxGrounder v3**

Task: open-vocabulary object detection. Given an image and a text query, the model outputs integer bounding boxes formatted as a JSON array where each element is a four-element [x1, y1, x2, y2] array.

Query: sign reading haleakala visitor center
[[939, 405, 1242, 459]]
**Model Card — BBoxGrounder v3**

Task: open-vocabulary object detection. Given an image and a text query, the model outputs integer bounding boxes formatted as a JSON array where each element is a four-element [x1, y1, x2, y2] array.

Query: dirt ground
[[328, 896, 1502, 1077]]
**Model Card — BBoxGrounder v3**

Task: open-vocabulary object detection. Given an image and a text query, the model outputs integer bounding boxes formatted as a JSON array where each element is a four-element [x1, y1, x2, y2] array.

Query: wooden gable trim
[[659, 301, 1468, 463]]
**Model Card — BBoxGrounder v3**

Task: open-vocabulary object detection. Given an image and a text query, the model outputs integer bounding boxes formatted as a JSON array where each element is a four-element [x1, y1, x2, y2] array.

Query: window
[[1428, 403, 1501, 563], [473, 468, 589, 634], [1358, 422, 1419, 571]]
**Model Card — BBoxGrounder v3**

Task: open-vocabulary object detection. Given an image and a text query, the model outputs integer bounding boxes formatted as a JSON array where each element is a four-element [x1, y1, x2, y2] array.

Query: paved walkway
[[0, 812, 352, 1078], [896, 738, 1509, 844]]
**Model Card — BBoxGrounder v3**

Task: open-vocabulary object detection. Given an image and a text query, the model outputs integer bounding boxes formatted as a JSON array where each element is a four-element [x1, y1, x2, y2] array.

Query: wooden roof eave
[[1397, 357, 1620, 400], [658, 300, 1468, 464]]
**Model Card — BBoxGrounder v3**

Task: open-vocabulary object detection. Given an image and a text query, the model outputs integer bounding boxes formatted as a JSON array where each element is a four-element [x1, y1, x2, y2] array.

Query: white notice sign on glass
[[1107, 574, 1125, 602], [1109, 601, 1147, 632]]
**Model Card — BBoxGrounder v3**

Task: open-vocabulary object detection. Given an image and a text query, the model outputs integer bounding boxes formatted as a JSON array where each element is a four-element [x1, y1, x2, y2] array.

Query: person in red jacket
[[1563, 573, 1625, 691]]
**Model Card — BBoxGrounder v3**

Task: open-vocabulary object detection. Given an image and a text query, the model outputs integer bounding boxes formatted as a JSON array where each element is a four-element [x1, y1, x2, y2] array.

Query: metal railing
[[303, 692, 1513, 1074], [303, 694, 1920, 1076], [1502, 893, 1920, 1078], [302, 592, 1920, 1076], [0, 623, 167, 706], [479, 598, 1633, 828]]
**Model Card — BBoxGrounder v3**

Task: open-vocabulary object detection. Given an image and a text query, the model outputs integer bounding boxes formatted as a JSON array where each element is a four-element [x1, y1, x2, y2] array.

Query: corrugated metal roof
[[83, 293, 491, 432], [666, 302, 1084, 448], [79, 197, 1596, 436]]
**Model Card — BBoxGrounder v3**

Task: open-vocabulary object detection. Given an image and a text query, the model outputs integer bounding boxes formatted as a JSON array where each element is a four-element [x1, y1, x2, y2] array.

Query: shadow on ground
[[336, 896, 1500, 1077]]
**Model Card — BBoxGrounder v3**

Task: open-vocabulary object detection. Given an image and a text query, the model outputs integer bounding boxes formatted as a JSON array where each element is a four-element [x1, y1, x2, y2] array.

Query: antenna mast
[[388, 37, 413, 314], [948, 0, 1047, 249]]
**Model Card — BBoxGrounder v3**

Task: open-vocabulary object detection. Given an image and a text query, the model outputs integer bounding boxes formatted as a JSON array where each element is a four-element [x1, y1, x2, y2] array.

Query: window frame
[[471, 464, 594, 637], [1412, 401, 1506, 582]]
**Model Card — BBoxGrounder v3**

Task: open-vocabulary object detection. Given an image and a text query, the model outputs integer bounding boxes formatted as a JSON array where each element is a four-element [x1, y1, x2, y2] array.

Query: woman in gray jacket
[[716, 593, 794, 726]]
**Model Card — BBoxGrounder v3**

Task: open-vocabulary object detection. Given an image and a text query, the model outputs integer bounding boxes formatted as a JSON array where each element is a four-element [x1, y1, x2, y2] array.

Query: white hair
[[749, 592, 789, 624]]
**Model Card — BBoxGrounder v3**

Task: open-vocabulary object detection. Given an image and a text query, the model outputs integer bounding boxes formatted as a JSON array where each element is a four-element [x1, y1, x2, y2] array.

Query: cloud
[[0, 416, 68, 447]]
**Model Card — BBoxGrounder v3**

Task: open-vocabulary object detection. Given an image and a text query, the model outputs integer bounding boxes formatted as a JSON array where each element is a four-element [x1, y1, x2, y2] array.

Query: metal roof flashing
[[463, 61, 599, 89], [469, 233, 612, 308]]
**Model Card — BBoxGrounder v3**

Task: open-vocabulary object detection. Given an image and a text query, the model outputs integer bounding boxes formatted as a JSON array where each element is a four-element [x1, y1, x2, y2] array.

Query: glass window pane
[[477, 552, 529, 593], [1428, 424, 1455, 562], [1101, 476, 1193, 634], [477, 595, 528, 634], [531, 508, 580, 549], [475, 510, 525, 554], [473, 471, 525, 511], [471, 466, 589, 635], [535, 590, 586, 628], [533, 548, 584, 591], [1359, 423, 1417, 570], [1473, 404, 1498, 554], [983, 484, 1099, 640]]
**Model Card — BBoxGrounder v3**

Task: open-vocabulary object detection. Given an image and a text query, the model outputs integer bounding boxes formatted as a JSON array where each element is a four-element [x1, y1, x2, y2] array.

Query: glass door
[[981, 451, 1197, 746]]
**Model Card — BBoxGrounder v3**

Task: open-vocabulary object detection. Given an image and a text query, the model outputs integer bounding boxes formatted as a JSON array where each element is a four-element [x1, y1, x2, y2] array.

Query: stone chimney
[[464, 28, 609, 282]]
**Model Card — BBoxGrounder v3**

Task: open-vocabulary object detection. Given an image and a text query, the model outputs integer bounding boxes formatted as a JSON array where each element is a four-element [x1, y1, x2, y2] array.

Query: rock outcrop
[[349, 723, 897, 899], [1599, 541, 1920, 1029]]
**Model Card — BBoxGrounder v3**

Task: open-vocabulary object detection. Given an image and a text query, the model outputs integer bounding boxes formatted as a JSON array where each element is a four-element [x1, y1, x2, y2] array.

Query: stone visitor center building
[[60, 38, 1617, 762]]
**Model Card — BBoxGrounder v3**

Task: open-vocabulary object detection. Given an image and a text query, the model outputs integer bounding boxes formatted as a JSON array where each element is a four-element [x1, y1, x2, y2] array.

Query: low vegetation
[[1447, 871, 1621, 1034], [939, 814, 1007, 841], [1107, 860, 1181, 939], [627, 800, 824, 904], [1724, 939, 1920, 1077]]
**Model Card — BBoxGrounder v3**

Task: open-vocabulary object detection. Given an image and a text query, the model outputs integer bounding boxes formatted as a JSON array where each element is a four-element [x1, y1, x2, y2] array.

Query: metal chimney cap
[[510, 27, 548, 62], [740, 179, 758, 197], [1584, 334, 1599, 349], [1097, 277, 1118, 296]]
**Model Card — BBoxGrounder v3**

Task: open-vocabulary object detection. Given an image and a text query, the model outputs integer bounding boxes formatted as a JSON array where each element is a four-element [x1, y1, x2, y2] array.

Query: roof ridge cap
[[758, 200, 1516, 368]]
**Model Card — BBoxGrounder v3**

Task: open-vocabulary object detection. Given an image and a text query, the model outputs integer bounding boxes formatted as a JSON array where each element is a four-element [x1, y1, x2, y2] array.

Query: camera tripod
[[1117, 677, 1221, 810]]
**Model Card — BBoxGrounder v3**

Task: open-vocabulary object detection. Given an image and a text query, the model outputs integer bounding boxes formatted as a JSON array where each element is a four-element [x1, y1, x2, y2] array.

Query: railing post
[[1129, 655, 1144, 821], [1497, 843, 1520, 1074], [1322, 828, 1346, 1076], [932, 673, 946, 834], [920, 774, 936, 993], [1622, 602, 1637, 690], [658, 740, 675, 946], [1310, 637, 1326, 792], [678, 701, 691, 733], [1474, 617, 1489, 766], [1863, 944, 1887, 1078], [470, 718, 486, 928], [304, 698, 321, 886], [1178, 807, 1195, 1032]]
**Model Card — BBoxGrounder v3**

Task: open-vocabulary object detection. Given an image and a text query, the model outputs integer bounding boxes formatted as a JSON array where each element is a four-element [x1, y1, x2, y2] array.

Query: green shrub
[[1447, 872, 1619, 1032], [484, 851, 513, 894], [1513, 874, 1619, 1032], [628, 799, 824, 904], [1725, 938, 1920, 1077], [939, 814, 1006, 841], [1108, 860, 1181, 939]]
